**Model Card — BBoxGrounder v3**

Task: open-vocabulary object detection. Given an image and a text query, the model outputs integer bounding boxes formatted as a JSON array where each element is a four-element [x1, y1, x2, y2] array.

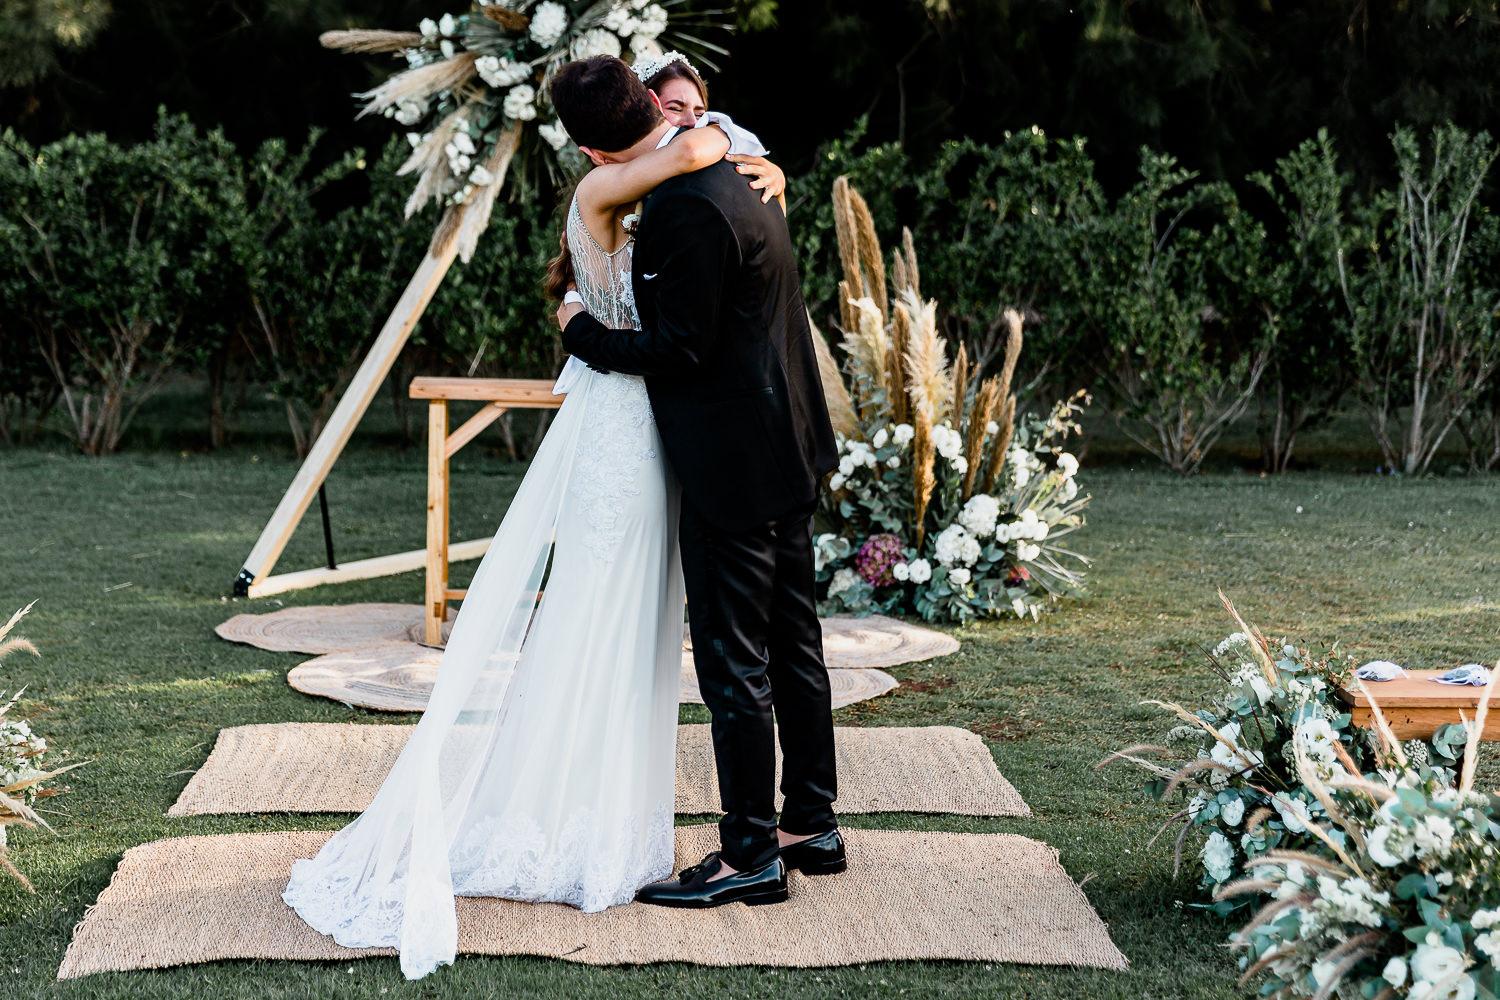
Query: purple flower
[[855, 533, 904, 588]]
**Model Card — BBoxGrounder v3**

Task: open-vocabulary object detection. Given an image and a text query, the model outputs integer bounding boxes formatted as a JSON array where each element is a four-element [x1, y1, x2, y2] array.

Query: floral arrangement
[[1102, 595, 1385, 910], [0, 603, 80, 891], [811, 177, 1091, 624], [1218, 667, 1500, 1000], [319, 1, 722, 257]]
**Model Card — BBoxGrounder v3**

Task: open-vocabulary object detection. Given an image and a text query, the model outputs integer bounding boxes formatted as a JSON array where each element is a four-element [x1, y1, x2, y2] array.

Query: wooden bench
[[1339, 671, 1499, 740], [410, 376, 564, 645]]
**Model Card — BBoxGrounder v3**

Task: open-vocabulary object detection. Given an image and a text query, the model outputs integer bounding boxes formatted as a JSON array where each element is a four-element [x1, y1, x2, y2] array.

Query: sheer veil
[[283, 370, 600, 978]]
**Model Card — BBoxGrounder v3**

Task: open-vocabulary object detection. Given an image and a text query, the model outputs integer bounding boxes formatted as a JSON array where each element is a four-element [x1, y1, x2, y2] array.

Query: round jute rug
[[221, 603, 956, 668], [287, 639, 901, 713], [229, 603, 950, 713]]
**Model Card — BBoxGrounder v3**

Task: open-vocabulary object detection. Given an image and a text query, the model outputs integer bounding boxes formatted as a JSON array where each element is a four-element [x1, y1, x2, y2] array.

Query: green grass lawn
[[1, 390, 1497, 998]]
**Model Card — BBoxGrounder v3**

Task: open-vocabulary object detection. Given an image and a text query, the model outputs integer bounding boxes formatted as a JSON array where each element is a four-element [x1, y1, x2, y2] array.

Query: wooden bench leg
[[425, 399, 449, 645]]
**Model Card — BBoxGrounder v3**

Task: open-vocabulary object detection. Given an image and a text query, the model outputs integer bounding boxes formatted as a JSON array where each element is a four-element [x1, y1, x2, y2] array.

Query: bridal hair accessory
[[633, 50, 701, 84], [1435, 663, 1492, 686], [1355, 659, 1406, 681]]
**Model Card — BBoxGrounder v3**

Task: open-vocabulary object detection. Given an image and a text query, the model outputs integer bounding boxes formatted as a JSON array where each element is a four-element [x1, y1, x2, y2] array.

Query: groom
[[551, 56, 843, 908]]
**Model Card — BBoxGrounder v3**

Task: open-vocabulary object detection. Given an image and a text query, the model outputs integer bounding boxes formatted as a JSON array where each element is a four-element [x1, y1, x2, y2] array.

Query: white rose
[[1201, 831, 1235, 883], [892, 562, 910, 582], [828, 473, 846, 492], [1013, 463, 1031, 488], [1411, 933, 1469, 994], [538, 119, 570, 152], [886, 456, 900, 469], [893, 423, 915, 446], [985, 420, 999, 436], [958, 494, 1001, 538], [837, 455, 856, 477], [827, 567, 860, 597], [1221, 797, 1245, 826], [394, 100, 425, 126], [469, 165, 495, 187], [627, 35, 663, 61], [603, 7, 639, 34], [1016, 542, 1040, 562], [476, 55, 532, 89], [951, 455, 968, 474], [419, 16, 438, 37], [1383, 956, 1408, 987], [1058, 452, 1079, 478], [630, 35, 664, 61], [451, 131, 476, 155], [1060, 478, 1078, 502], [438, 12, 456, 35], [440, 39, 456, 60], [503, 85, 538, 121], [907, 559, 932, 584], [528, 1, 569, 47], [634, 2, 668, 38], [571, 27, 623, 59], [872, 428, 889, 448], [948, 567, 971, 586]]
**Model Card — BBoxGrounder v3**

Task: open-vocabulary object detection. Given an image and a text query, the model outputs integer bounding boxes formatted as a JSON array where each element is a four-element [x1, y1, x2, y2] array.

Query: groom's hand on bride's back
[[556, 298, 586, 330], [555, 299, 610, 374]]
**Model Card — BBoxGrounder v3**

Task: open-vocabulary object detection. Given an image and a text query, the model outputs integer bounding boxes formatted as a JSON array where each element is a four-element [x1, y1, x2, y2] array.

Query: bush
[[1250, 130, 1355, 473], [2, 114, 239, 455], [1339, 125, 1500, 476], [240, 138, 423, 456], [1079, 151, 1273, 474], [910, 128, 1103, 390]]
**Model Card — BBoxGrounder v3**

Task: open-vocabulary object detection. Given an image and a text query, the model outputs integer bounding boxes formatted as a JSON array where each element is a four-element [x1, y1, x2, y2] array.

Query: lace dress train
[[283, 196, 683, 979]]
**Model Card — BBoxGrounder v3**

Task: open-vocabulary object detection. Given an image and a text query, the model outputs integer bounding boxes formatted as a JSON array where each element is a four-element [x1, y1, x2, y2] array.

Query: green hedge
[[3, 114, 1497, 472]]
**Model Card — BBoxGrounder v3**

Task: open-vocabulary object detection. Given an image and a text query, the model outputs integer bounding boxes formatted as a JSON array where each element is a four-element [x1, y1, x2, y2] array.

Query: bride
[[281, 54, 784, 981]]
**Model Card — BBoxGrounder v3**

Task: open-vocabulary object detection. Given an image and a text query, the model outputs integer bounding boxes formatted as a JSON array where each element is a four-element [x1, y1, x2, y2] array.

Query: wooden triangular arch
[[232, 134, 523, 598]]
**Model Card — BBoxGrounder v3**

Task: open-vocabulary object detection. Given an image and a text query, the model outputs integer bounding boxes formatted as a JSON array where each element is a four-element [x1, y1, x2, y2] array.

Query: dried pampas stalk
[[850, 188, 887, 319], [887, 303, 910, 426], [979, 310, 1024, 495], [320, 29, 424, 54], [831, 177, 887, 321], [1459, 662, 1500, 794], [357, 52, 478, 118], [963, 377, 999, 498], [809, 313, 858, 440], [841, 296, 890, 419], [398, 105, 471, 218], [450, 123, 523, 262], [832, 178, 866, 307], [950, 343, 970, 432], [890, 227, 921, 299], [480, 5, 530, 31], [899, 290, 950, 428], [912, 412, 936, 547]]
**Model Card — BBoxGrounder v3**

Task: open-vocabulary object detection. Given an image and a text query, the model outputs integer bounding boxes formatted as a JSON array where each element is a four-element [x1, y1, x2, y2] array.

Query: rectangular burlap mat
[[57, 826, 1126, 979], [167, 723, 1029, 818]]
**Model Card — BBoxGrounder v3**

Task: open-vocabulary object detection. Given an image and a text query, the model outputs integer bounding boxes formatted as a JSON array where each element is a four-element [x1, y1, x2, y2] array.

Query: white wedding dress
[[283, 196, 685, 980]]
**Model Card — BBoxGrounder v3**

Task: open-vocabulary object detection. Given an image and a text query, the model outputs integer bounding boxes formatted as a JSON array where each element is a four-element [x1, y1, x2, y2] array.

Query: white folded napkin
[[1434, 663, 1492, 686], [1355, 660, 1406, 681]]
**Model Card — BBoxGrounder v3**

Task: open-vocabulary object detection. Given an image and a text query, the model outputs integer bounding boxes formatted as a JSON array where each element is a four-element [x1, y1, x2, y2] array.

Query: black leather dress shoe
[[636, 852, 788, 908], [779, 828, 847, 875]]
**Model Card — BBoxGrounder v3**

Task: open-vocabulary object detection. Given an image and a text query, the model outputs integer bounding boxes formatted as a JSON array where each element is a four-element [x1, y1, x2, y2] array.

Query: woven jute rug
[[285, 642, 900, 713], [57, 826, 1125, 980], [220, 604, 956, 667], [167, 723, 1029, 818]]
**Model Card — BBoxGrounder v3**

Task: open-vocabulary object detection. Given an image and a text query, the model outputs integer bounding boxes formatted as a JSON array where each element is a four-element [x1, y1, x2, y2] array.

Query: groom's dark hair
[[550, 56, 663, 153]]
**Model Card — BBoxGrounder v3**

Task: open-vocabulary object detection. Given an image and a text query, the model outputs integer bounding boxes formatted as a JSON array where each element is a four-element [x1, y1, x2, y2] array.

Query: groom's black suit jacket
[[562, 152, 838, 532]]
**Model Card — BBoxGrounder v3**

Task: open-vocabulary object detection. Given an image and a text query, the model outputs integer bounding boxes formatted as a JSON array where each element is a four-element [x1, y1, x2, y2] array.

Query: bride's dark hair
[[543, 204, 575, 303]]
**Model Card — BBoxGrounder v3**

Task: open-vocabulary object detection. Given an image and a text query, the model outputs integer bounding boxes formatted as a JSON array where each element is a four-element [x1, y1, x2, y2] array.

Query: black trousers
[[678, 501, 839, 872]]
